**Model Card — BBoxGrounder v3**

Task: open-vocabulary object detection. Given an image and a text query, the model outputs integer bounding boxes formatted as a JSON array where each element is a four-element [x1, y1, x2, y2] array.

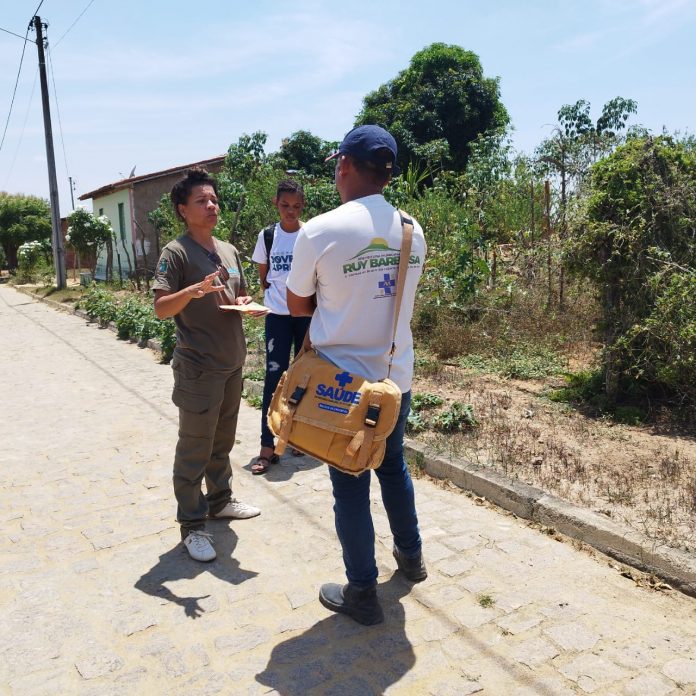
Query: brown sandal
[[252, 454, 279, 475]]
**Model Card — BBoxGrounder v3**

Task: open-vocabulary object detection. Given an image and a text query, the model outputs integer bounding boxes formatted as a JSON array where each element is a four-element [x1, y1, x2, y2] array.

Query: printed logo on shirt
[[270, 252, 293, 273], [375, 272, 396, 299], [342, 237, 420, 278], [315, 370, 361, 415]]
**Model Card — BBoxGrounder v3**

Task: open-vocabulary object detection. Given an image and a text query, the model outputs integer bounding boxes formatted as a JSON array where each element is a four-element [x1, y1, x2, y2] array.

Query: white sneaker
[[210, 499, 261, 519], [183, 530, 216, 562]]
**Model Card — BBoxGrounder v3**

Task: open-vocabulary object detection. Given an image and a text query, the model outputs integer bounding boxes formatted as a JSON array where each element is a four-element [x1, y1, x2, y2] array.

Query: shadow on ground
[[242, 452, 323, 482], [256, 575, 414, 695], [134, 526, 257, 619]]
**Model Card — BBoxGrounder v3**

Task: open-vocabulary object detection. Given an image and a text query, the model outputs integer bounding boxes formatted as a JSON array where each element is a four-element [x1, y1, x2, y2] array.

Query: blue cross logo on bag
[[316, 371, 361, 414], [335, 371, 353, 388]]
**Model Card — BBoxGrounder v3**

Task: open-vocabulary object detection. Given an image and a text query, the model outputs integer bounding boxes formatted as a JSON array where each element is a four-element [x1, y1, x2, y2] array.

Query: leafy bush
[[411, 392, 444, 410], [81, 285, 178, 360], [567, 135, 696, 405], [432, 402, 478, 432], [16, 240, 52, 283], [616, 272, 696, 403], [406, 411, 428, 435], [81, 284, 118, 326], [156, 319, 177, 362], [115, 296, 149, 340]]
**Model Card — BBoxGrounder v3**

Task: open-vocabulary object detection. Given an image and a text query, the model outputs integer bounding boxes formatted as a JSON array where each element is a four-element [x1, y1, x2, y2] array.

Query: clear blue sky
[[1, 0, 694, 210]]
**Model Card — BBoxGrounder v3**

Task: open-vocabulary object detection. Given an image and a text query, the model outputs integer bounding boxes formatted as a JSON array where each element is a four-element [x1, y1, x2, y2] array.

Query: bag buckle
[[365, 405, 380, 427], [289, 386, 306, 406]]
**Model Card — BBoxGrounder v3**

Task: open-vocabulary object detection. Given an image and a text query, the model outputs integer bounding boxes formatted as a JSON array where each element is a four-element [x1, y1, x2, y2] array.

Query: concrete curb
[[13, 286, 696, 598], [404, 438, 696, 599]]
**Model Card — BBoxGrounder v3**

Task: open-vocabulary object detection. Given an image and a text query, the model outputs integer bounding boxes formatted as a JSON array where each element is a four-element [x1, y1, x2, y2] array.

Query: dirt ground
[[411, 365, 696, 556]]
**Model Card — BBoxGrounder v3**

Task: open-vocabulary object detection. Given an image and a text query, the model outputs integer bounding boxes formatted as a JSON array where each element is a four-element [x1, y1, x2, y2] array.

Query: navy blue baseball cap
[[325, 125, 401, 176]]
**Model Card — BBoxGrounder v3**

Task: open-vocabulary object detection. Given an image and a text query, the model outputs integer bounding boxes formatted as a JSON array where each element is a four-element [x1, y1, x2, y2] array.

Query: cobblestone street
[[1, 284, 695, 695]]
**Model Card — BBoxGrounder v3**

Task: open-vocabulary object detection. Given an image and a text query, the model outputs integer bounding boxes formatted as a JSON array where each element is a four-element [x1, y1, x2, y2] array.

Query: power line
[[0, 25, 30, 42], [0, 0, 45, 155], [2, 67, 38, 189], [54, 0, 97, 48], [0, 24, 31, 155], [47, 46, 70, 183]]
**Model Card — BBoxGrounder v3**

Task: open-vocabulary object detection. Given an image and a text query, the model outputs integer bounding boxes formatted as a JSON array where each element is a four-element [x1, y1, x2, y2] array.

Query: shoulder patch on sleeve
[[158, 259, 168, 274]]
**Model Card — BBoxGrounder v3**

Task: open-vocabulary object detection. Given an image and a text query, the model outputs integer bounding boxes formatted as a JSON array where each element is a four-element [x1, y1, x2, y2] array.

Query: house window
[[118, 203, 126, 241]]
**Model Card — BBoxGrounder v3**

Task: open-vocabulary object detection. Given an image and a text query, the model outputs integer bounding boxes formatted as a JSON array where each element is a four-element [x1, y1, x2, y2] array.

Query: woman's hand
[[186, 271, 226, 299], [236, 295, 267, 318]]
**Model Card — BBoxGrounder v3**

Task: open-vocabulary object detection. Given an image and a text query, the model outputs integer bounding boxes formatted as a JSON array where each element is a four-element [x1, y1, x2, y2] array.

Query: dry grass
[[412, 365, 696, 553]]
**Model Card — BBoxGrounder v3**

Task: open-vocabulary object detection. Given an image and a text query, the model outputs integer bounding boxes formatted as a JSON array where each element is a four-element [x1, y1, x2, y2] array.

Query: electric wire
[[46, 45, 71, 187], [2, 67, 38, 190], [53, 0, 97, 49], [0, 25, 31, 155], [0, 26, 30, 41], [0, 0, 45, 155]]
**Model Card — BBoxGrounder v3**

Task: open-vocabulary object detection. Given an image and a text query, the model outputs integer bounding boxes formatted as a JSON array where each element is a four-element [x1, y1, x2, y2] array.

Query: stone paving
[[1, 283, 696, 696]]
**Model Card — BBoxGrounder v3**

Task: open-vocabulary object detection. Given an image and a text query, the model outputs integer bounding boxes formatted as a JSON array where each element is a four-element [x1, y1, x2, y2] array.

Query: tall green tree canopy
[[0, 193, 51, 269], [277, 130, 337, 177], [356, 43, 509, 173]]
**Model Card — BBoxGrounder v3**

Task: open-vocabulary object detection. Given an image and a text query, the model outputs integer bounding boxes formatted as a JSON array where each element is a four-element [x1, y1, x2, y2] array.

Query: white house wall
[[90, 189, 135, 280]]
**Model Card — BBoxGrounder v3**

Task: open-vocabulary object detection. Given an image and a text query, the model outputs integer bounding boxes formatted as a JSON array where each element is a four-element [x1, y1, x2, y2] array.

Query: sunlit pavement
[[1, 284, 696, 696]]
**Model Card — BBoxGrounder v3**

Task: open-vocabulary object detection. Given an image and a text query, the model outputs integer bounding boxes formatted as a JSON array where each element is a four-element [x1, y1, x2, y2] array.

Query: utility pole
[[68, 176, 76, 210], [33, 16, 66, 289]]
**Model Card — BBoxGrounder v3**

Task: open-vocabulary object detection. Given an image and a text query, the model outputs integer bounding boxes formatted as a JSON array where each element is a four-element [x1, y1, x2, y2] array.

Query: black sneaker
[[393, 545, 428, 582], [319, 583, 384, 625]]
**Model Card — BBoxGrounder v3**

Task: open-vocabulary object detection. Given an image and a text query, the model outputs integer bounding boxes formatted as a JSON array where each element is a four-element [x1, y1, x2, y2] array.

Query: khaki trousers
[[171, 360, 243, 536]]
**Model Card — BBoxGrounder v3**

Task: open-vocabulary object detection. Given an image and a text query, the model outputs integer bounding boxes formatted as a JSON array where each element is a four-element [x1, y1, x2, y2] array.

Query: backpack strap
[[387, 211, 413, 379], [263, 224, 275, 267]]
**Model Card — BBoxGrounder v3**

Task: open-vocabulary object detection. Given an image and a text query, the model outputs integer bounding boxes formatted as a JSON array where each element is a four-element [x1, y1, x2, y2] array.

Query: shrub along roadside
[[78, 284, 176, 362]]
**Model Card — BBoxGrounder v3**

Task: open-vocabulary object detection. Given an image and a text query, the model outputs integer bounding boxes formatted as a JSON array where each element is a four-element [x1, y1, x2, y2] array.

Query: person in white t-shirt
[[250, 180, 311, 474], [287, 125, 428, 626]]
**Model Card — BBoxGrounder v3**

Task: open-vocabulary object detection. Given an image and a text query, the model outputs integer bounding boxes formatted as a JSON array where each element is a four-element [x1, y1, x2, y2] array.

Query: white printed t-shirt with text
[[286, 194, 426, 393], [251, 223, 302, 315]]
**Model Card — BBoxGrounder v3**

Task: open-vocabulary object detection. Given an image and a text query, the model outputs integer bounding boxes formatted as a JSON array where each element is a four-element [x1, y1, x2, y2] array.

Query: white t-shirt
[[286, 194, 426, 392], [251, 223, 303, 315]]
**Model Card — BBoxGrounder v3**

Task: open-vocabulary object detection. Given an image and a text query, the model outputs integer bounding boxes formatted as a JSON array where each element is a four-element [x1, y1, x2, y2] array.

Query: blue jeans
[[329, 391, 421, 588], [260, 313, 311, 447]]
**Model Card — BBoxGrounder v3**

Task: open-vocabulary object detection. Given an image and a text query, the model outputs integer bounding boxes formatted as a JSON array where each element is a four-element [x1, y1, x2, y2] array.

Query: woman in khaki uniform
[[153, 167, 264, 562]]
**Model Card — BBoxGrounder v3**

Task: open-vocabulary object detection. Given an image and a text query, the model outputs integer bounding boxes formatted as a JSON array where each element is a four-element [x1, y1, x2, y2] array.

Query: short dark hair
[[171, 167, 218, 221], [276, 179, 304, 199], [345, 149, 394, 186]]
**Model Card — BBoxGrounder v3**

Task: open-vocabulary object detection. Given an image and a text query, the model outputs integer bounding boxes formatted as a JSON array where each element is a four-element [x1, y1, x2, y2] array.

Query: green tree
[[277, 130, 337, 177], [536, 97, 638, 206], [0, 193, 52, 270], [356, 43, 509, 173], [567, 135, 696, 404], [148, 193, 182, 248], [66, 207, 114, 278]]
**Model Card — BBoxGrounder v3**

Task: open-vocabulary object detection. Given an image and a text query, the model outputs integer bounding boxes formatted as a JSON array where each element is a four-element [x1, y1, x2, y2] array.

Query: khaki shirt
[[153, 235, 247, 372]]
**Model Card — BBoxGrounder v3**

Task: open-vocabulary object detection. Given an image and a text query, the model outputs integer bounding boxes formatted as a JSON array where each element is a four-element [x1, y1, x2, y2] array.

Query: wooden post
[[530, 180, 535, 248], [544, 180, 552, 308]]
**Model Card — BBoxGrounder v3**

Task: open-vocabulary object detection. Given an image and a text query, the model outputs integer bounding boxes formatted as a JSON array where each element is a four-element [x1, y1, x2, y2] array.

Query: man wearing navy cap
[[287, 125, 428, 625]]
